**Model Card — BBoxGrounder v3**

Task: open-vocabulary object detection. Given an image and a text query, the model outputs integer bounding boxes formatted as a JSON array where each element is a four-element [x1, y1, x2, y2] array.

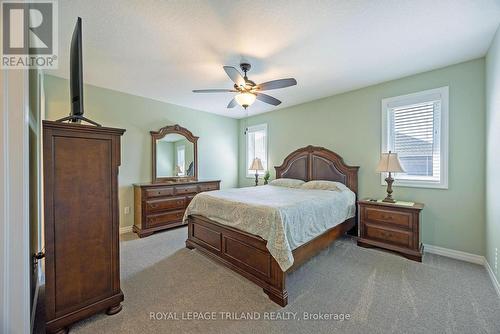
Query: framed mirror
[[151, 124, 198, 183]]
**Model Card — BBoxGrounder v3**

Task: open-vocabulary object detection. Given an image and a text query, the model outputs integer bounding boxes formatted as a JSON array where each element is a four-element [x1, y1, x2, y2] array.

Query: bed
[[185, 146, 359, 306]]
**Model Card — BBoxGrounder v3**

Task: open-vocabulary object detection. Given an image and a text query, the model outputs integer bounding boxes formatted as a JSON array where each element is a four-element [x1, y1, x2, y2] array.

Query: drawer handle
[[381, 214, 394, 220]]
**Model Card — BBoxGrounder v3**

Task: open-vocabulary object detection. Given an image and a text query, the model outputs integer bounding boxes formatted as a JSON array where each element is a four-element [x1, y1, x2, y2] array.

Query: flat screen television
[[70, 17, 83, 121]]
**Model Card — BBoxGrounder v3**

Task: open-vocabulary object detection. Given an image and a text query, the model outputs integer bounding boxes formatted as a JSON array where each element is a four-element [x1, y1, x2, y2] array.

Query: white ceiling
[[48, 0, 500, 119]]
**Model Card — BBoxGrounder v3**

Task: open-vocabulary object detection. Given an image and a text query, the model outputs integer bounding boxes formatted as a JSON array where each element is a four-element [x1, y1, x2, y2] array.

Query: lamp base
[[254, 173, 259, 186], [382, 197, 396, 203], [384, 173, 396, 203]]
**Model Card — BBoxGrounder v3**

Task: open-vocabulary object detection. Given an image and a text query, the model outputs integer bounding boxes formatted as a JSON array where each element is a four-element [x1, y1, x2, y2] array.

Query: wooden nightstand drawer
[[357, 199, 424, 262], [365, 207, 412, 230], [364, 223, 411, 247]]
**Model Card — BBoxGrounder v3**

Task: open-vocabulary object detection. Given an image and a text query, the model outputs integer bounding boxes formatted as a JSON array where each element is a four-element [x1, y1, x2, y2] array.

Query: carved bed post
[[263, 261, 288, 306]]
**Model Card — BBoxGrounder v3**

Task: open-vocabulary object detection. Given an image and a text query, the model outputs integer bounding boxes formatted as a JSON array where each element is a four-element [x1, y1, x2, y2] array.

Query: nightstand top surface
[[358, 198, 424, 210]]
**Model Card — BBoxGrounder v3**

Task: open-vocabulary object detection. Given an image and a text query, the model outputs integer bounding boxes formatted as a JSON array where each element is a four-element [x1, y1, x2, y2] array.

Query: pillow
[[301, 180, 344, 191], [269, 178, 305, 188]]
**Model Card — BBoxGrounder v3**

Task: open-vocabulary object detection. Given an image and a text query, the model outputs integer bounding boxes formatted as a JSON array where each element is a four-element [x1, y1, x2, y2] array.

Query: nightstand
[[357, 199, 424, 262]]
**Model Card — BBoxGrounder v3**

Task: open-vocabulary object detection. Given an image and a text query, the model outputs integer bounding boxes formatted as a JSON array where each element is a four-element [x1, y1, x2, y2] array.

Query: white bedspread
[[183, 185, 356, 271]]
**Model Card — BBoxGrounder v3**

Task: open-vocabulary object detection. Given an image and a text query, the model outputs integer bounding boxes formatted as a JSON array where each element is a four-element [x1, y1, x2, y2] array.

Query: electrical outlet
[[124, 206, 130, 215]]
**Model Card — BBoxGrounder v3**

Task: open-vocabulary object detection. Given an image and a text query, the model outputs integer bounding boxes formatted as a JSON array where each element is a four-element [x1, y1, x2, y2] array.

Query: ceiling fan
[[192, 63, 297, 109]]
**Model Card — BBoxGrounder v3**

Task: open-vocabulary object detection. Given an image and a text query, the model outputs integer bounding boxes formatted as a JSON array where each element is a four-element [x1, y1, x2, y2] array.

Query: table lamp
[[376, 151, 405, 203], [249, 158, 264, 186]]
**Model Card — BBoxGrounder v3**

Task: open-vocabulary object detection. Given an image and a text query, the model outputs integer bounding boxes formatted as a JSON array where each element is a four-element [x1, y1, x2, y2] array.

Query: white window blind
[[246, 124, 268, 177], [389, 101, 441, 180], [382, 87, 448, 189]]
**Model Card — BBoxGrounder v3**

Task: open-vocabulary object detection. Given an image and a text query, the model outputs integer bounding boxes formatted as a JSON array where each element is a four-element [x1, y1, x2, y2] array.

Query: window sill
[[381, 180, 448, 189]]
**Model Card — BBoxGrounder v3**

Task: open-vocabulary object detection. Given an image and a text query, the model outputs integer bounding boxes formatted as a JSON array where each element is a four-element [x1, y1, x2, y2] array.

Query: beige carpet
[[41, 227, 500, 333]]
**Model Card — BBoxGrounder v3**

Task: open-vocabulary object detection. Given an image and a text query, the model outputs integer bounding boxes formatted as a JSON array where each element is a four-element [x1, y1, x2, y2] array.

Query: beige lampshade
[[375, 151, 405, 173], [249, 157, 264, 171]]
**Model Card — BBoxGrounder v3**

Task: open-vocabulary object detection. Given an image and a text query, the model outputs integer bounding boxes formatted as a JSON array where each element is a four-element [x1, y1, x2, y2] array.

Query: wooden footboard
[[185, 214, 355, 306]]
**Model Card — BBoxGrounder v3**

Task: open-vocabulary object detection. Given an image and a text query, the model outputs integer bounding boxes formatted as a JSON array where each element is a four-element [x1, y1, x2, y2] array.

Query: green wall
[[43, 75, 239, 228], [43, 58, 488, 256], [486, 27, 500, 281], [238, 59, 486, 255]]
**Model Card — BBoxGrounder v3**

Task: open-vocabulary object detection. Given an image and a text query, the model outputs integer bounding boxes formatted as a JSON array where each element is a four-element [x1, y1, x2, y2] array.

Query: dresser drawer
[[146, 210, 185, 227], [145, 187, 174, 198], [186, 195, 195, 206], [145, 197, 185, 212], [364, 207, 412, 230], [364, 223, 411, 247], [198, 183, 219, 192], [174, 185, 198, 195]]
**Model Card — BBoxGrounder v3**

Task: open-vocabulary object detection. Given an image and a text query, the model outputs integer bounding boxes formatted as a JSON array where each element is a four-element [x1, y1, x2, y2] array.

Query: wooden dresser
[[133, 180, 220, 237], [43, 121, 125, 334], [357, 199, 424, 262]]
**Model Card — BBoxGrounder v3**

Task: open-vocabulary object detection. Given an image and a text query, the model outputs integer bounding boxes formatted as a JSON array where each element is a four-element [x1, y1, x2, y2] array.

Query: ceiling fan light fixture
[[235, 92, 256, 108], [193, 63, 295, 110]]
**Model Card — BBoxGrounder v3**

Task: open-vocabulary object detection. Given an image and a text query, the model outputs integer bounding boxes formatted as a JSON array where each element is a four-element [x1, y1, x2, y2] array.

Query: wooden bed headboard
[[274, 145, 359, 195]]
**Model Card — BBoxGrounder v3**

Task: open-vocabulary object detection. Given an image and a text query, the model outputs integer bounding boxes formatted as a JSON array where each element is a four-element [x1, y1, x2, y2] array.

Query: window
[[246, 124, 268, 177], [176, 145, 185, 176], [381, 87, 448, 189]]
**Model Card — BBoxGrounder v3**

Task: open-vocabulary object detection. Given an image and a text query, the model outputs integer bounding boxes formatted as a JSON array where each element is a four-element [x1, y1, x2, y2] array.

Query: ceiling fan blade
[[223, 66, 246, 87], [256, 78, 297, 91], [227, 98, 238, 108], [256, 93, 281, 106], [192, 89, 236, 93]]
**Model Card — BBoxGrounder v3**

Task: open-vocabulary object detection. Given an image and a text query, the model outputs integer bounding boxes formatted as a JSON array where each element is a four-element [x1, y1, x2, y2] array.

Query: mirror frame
[[151, 124, 198, 183]]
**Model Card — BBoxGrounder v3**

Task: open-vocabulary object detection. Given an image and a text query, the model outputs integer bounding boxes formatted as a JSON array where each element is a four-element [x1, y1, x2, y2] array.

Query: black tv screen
[[70, 17, 83, 119]]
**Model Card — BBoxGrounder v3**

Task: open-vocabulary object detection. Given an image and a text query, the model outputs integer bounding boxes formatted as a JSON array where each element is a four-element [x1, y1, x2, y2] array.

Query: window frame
[[381, 86, 449, 189], [176, 144, 185, 176], [245, 123, 268, 178]]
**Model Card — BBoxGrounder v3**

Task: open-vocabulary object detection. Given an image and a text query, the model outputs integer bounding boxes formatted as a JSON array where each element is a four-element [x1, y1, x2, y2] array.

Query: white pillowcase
[[269, 178, 305, 188], [301, 180, 345, 191]]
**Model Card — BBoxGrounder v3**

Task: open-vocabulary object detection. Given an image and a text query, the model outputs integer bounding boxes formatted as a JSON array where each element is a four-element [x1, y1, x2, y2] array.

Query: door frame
[[0, 67, 31, 334]]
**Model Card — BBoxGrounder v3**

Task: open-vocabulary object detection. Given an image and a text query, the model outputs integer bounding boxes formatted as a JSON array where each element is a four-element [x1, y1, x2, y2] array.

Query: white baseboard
[[424, 244, 500, 298], [119, 226, 133, 234], [485, 260, 500, 297], [424, 244, 485, 265]]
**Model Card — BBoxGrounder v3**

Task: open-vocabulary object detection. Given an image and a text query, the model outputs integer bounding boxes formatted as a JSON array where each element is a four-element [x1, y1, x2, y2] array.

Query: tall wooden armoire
[[43, 121, 125, 334]]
